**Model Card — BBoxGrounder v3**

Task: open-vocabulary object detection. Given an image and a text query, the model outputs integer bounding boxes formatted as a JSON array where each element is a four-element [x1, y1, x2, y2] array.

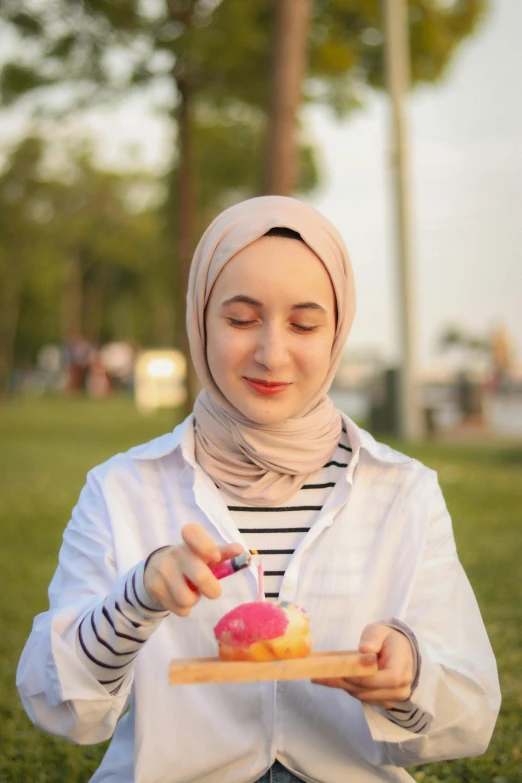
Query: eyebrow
[[222, 295, 262, 308], [291, 301, 327, 314], [221, 295, 327, 314]]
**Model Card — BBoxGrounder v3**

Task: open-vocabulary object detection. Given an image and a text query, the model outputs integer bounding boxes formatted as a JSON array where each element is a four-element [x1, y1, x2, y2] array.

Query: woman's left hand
[[312, 624, 415, 709]]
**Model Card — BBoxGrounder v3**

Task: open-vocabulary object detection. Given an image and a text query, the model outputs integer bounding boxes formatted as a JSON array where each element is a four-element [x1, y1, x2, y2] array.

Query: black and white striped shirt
[[220, 426, 353, 599]]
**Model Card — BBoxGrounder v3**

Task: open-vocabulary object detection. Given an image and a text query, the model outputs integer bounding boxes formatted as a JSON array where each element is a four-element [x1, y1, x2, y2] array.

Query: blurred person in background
[[86, 348, 112, 399], [490, 325, 513, 391], [17, 197, 500, 783], [66, 333, 94, 394], [101, 340, 138, 395]]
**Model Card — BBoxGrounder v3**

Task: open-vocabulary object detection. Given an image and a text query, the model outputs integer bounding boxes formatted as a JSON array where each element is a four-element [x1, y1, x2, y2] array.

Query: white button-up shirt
[[17, 414, 500, 783]]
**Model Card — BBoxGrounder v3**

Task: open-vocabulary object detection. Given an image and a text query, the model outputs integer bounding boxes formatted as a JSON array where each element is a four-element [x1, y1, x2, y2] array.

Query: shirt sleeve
[[76, 557, 168, 695], [362, 470, 501, 766], [16, 468, 163, 745]]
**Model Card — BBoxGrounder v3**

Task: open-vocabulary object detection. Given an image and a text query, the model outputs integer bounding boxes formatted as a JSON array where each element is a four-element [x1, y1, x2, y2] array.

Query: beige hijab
[[186, 195, 356, 506]]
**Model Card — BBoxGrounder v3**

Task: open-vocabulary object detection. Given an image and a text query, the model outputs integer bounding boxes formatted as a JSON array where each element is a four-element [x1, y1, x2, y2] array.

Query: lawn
[[0, 397, 521, 783]]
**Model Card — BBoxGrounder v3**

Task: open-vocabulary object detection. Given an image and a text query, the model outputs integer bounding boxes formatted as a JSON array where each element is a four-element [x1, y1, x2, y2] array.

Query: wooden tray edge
[[169, 650, 378, 685]]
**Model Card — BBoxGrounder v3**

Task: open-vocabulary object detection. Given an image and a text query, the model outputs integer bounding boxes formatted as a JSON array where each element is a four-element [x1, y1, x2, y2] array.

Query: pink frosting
[[214, 602, 289, 646]]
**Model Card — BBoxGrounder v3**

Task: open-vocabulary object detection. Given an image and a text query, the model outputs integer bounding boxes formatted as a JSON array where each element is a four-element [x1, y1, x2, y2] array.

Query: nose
[[253, 323, 289, 371]]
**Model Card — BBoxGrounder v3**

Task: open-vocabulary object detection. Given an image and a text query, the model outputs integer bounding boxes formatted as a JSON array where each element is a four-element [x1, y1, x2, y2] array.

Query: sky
[[1, 0, 521, 372], [304, 0, 522, 370]]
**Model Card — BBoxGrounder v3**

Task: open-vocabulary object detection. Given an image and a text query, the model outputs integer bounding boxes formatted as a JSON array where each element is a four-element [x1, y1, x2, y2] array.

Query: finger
[[311, 678, 411, 705], [312, 677, 349, 690], [338, 669, 412, 691], [182, 557, 223, 600], [162, 599, 196, 618], [359, 623, 391, 655], [157, 588, 199, 617], [313, 666, 411, 690], [181, 523, 221, 564], [184, 547, 247, 594], [312, 676, 381, 692], [164, 557, 205, 607], [218, 543, 245, 561], [349, 686, 412, 705]]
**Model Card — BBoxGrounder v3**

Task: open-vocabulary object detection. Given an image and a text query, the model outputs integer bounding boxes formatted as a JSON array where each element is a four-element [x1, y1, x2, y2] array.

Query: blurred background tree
[[0, 136, 49, 398], [438, 324, 493, 421], [0, 134, 172, 399], [0, 0, 487, 402]]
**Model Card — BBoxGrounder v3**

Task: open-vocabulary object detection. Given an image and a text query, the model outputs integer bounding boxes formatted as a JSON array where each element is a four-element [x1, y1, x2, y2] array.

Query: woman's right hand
[[143, 523, 244, 617]]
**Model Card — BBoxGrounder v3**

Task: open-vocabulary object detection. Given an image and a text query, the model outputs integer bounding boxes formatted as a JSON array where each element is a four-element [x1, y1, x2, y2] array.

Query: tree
[[0, 122, 318, 398], [0, 1, 489, 185], [438, 324, 491, 419], [0, 136, 51, 397], [0, 0, 488, 405], [439, 325, 490, 361], [263, 0, 311, 195], [0, 134, 173, 395]]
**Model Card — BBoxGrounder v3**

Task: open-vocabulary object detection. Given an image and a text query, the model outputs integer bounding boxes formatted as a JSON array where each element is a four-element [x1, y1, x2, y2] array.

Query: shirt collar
[[130, 415, 195, 464], [130, 411, 411, 468], [340, 412, 412, 466]]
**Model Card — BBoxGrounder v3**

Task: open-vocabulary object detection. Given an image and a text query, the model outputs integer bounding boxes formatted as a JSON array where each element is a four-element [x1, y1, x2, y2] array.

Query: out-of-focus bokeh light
[[134, 350, 186, 412]]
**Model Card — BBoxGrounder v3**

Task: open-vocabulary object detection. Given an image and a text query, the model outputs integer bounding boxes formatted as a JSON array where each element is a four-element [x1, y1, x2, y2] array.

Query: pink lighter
[[185, 551, 252, 592]]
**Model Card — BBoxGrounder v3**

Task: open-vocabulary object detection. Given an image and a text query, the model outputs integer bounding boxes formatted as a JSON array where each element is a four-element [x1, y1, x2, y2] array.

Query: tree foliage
[[0, 0, 489, 390], [0, 1, 487, 114], [0, 135, 174, 388], [0, 117, 316, 382]]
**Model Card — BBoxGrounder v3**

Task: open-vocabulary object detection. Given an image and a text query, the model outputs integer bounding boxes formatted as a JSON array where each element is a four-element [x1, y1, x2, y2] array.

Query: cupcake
[[214, 601, 312, 661]]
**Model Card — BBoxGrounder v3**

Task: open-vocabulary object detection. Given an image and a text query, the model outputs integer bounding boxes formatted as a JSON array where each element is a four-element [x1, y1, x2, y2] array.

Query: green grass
[[0, 397, 177, 783], [0, 398, 521, 782]]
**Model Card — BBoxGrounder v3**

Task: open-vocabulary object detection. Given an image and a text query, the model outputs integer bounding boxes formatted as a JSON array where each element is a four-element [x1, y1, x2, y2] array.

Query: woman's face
[[205, 236, 336, 424]]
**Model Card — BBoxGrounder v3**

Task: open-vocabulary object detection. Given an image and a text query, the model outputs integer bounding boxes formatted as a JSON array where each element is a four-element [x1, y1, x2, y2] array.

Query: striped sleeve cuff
[[380, 618, 430, 734], [76, 557, 169, 694], [382, 702, 430, 734]]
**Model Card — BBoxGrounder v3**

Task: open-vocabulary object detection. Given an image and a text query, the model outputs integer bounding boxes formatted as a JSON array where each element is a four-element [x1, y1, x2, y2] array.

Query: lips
[[244, 377, 291, 396]]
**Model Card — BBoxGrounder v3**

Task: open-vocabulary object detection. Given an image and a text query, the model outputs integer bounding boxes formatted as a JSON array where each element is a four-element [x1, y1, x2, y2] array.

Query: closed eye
[[227, 318, 319, 333], [227, 318, 256, 327], [293, 324, 319, 333]]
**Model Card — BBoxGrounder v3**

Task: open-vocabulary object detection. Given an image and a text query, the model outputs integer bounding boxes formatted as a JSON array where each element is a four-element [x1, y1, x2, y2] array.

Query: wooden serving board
[[169, 650, 378, 685]]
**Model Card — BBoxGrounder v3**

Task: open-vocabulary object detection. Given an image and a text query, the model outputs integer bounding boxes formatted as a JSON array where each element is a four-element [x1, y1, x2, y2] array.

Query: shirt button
[[282, 581, 293, 592]]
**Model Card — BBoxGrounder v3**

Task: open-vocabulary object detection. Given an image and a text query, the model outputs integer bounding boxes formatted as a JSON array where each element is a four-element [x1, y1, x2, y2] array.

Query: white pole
[[383, 0, 424, 440]]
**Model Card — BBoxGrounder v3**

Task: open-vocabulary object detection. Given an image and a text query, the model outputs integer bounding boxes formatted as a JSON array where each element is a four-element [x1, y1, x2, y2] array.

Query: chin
[[223, 383, 307, 424]]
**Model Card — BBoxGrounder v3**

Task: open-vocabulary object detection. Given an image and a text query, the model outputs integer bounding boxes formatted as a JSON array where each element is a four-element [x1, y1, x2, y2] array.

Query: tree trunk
[[176, 77, 200, 416], [83, 275, 105, 345], [0, 260, 25, 399], [263, 0, 311, 195], [61, 245, 83, 342]]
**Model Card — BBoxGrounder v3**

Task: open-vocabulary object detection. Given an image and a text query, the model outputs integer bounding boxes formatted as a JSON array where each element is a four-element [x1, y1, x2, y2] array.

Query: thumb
[[359, 623, 391, 654]]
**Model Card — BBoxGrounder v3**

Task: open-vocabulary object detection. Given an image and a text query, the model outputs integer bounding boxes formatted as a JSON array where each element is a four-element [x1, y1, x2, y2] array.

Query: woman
[[17, 196, 500, 783]]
